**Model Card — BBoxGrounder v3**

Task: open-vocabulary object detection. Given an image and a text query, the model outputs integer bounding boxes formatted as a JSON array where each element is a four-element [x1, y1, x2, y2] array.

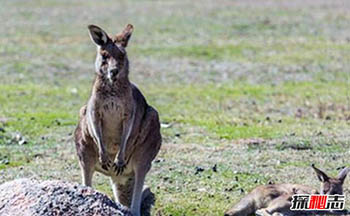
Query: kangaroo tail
[[225, 196, 257, 216]]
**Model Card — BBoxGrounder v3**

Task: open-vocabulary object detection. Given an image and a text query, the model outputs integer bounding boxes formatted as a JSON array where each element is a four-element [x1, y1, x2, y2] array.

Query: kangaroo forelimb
[[114, 103, 136, 175], [87, 105, 111, 170]]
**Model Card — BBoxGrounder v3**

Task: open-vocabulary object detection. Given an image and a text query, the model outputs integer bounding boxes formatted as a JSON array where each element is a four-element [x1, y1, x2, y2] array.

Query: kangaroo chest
[[99, 98, 130, 153]]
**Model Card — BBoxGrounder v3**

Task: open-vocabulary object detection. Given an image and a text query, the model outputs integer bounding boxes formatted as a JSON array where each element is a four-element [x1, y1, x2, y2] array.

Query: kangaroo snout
[[109, 68, 119, 75]]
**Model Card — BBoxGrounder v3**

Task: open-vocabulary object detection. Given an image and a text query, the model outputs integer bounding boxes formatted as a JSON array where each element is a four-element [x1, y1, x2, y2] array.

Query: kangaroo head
[[87, 24, 134, 82], [312, 164, 350, 195]]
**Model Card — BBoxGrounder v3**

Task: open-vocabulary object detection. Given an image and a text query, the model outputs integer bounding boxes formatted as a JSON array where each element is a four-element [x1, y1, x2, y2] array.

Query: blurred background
[[0, 0, 350, 215]]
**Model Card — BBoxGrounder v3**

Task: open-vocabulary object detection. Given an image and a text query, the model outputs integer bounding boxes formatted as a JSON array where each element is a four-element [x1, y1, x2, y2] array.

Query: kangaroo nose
[[109, 68, 119, 75]]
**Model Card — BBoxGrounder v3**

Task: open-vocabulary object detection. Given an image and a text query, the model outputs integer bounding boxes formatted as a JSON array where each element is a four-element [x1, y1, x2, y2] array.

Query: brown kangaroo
[[224, 165, 350, 216], [74, 24, 161, 216]]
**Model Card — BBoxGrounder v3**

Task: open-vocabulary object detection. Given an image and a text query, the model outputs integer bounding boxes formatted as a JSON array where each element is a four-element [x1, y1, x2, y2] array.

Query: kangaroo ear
[[337, 167, 350, 183], [312, 164, 330, 182], [88, 25, 110, 46], [115, 24, 134, 47]]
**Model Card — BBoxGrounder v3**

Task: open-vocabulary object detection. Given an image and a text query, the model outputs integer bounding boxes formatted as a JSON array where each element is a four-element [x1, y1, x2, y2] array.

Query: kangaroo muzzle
[[107, 67, 118, 83]]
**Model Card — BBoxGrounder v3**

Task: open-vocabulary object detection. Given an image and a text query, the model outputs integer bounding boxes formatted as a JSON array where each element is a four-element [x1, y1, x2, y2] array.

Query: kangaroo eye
[[101, 52, 110, 59]]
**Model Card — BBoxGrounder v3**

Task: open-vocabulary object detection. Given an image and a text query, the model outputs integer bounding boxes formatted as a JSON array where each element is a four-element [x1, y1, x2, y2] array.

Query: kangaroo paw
[[99, 152, 111, 171], [256, 209, 272, 216], [113, 160, 126, 175]]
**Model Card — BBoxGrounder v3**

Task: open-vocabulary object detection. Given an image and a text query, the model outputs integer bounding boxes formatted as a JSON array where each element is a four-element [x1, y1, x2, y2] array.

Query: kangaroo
[[74, 24, 161, 216], [224, 165, 350, 216]]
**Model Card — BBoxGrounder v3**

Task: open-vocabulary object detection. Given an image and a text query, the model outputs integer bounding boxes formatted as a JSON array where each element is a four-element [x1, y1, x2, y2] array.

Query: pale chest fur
[[101, 96, 134, 154], [99, 98, 124, 154]]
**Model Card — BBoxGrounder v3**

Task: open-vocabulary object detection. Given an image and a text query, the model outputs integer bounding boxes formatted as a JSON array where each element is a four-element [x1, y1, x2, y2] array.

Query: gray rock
[[0, 178, 132, 216]]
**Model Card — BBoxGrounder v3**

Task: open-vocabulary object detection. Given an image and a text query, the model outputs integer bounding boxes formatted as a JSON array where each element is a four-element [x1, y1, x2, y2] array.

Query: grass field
[[1, 0, 350, 215]]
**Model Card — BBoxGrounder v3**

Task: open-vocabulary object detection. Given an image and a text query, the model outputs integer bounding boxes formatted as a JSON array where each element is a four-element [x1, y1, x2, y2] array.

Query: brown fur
[[74, 24, 161, 216], [224, 165, 349, 216]]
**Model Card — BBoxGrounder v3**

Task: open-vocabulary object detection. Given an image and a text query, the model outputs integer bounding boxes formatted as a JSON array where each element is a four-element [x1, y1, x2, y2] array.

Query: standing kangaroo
[[224, 165, 350, 216], [74, 24, 161, 216]]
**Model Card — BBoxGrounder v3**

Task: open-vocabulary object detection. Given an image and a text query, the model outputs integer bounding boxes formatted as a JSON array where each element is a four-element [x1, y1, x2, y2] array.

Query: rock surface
[[0, 178, 132, 216]]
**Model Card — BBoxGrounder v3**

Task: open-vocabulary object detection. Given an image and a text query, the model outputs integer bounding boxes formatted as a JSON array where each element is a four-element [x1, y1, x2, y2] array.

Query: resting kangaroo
[[225, 165, 350, 216], [74, 24, 161, 216]]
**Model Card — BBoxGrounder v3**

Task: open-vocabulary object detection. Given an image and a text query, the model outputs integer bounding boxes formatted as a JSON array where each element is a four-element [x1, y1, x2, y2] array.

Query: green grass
[[146, 82, 349, 140], [135, 39, 350, 65], [1, 0, 350, 215]]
